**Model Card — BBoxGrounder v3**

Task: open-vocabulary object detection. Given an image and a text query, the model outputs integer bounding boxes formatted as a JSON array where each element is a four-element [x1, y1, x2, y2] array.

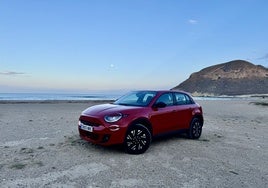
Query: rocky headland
[[172, 60, 268, 96]]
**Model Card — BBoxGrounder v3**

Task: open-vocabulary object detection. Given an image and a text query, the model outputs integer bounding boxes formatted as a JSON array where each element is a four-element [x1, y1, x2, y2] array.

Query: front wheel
[[188, 118, 202, 139], [124, 124, 151, 154]]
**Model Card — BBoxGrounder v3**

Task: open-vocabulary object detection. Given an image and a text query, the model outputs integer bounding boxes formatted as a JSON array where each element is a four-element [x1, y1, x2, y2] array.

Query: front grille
[[85, 132, 99, 140], [80, 120, 100, 127], [80, 129, 99, 140]]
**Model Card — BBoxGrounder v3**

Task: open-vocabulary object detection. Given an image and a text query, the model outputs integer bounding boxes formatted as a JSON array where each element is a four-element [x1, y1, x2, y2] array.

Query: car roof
[[133, 90, 190, 95]]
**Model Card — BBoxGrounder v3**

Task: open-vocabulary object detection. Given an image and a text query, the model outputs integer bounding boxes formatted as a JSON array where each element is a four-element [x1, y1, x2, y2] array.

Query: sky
[[1, 0, 268, 93]]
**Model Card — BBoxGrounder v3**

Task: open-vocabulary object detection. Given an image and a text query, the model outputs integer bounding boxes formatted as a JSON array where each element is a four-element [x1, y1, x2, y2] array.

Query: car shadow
[[84, 141, 125, 154], [152, 131, 188, 144]]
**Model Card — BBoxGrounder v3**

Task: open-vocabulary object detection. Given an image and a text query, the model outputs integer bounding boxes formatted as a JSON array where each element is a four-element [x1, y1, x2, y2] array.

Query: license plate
[[80, 124, 93, 132]]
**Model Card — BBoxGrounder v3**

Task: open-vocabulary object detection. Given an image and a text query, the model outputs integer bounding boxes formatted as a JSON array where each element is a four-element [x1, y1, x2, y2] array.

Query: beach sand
[[0, 99, 267, 187]]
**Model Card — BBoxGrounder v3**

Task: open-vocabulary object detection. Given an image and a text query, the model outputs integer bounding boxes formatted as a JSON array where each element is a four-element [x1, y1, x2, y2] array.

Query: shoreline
[[1, 92, 268, 103], [193, 94, 268, 99], [0, 100, 114, 104], [0, 96, 267, 104]]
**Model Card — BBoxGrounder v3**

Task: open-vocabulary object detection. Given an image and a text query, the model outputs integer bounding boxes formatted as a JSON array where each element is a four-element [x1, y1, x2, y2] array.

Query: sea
[[0, 93, 122, 101], [0, 92, 263, 101]]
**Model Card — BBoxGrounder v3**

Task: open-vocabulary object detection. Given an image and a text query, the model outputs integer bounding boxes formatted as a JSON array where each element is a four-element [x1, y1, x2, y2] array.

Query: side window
[[155, 93, 174, 106], [184, 94, 194, 104], [175, 93, 187, 105], [142, 93, 155, 105], [175, 93, 194, 105]]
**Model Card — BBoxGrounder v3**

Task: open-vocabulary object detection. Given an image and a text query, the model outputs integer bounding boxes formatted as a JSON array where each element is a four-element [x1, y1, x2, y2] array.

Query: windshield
[[114, 91, 157, 107]]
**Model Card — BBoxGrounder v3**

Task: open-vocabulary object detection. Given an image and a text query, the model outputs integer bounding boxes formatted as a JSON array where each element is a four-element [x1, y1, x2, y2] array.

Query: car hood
[[82, 103, 143, 117]]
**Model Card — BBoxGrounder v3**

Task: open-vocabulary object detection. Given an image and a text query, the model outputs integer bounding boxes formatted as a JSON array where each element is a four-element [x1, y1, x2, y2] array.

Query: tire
[[188, 118, 202, 139], [124, 124, 152, 154]]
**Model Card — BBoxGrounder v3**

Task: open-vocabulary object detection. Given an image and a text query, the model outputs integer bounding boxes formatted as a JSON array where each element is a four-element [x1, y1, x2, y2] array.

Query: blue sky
[[1, 0, 268, 93]]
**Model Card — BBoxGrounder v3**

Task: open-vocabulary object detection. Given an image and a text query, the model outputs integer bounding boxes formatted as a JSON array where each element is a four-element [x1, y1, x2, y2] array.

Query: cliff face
[[172, 60, 268, 96]]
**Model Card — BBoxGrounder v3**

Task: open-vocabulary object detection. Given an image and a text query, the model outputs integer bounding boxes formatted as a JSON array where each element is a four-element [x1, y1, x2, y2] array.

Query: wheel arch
[[193, 114, 204, 126], [128, 117, 153, 135]]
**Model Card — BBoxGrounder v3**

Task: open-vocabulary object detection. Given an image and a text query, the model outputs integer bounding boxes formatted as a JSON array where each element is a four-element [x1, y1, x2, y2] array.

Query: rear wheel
[[124, 124, 151, 154], [188, 118, 202, 139]]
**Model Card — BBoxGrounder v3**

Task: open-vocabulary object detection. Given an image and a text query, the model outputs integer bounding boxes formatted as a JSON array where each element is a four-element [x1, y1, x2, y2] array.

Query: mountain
[[172, 60, 268, 96]]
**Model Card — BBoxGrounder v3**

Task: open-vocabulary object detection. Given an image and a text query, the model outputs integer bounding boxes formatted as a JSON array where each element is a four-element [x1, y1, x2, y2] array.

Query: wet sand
[[0, 99, 267, 187]]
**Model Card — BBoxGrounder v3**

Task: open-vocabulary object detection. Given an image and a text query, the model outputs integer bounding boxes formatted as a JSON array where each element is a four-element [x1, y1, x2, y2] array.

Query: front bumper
[[78, 116, 127, 146]]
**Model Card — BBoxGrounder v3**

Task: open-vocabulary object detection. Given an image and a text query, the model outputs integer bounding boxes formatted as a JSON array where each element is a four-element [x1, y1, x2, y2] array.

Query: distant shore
[[191, 92, 268, 98]]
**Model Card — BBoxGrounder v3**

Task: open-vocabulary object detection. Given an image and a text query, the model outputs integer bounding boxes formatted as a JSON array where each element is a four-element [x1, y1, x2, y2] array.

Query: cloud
[[188, 19, 198, 24], [0, 71, 26, 76]]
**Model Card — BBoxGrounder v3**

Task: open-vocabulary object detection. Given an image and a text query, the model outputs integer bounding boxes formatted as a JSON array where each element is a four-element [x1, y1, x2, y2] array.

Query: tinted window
[[114, 91, 156, 106], [174, 93, 193, 105], [185, 94, 194, 104], [155, 93, 174, 106]]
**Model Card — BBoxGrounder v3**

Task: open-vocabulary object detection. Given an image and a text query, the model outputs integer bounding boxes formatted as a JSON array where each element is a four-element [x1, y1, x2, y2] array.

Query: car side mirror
[[153, 102, 167, 108]]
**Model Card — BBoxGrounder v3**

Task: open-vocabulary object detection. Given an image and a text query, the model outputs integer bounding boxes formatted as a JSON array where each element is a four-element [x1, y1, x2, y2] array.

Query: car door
[[150, 93, 179, 135], [173, 93, 194, 129]]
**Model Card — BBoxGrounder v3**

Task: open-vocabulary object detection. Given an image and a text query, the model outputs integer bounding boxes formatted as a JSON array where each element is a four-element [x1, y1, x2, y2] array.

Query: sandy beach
[[0, 99, 267, 187]]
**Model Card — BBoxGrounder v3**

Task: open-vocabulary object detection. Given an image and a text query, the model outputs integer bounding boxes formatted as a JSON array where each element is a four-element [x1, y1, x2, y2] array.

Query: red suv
[[78, 90, 203, 154]]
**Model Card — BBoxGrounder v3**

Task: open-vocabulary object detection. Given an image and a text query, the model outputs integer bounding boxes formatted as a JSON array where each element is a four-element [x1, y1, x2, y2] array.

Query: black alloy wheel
[[188, 118, 202, 139], [124, 124, 151, 154]]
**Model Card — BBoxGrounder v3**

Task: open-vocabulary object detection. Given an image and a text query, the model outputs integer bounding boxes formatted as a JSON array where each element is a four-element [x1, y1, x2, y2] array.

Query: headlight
[[104, 113, 123, 123]]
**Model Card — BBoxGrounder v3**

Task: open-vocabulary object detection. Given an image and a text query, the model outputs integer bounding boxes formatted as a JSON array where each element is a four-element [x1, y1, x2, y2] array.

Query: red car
[[78, 90, 203, 154]]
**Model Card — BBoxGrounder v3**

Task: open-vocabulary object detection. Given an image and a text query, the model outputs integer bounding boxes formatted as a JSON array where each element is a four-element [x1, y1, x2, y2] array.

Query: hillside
[[172, 60, 268, 96]]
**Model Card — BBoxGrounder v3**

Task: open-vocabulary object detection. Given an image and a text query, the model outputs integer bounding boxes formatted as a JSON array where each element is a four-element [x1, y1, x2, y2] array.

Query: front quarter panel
[[192, 105, 202, 115]]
